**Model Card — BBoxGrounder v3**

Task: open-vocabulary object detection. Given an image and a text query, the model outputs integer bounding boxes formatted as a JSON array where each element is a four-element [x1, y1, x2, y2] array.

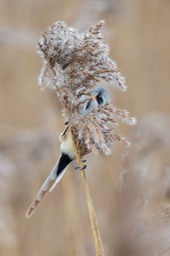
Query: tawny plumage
[[25, 88, 109, 218]]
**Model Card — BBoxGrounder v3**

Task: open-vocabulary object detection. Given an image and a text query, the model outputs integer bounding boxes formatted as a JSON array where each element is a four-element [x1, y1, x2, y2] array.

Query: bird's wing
[[25, 157, 70, 218]]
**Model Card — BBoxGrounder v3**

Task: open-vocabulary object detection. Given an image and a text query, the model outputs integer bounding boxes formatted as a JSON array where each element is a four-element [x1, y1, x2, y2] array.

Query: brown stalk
[[69, 125, 104, 256]]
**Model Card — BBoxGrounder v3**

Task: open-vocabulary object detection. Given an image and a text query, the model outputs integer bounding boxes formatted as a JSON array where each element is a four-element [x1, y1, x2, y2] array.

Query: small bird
[[25, 87, 109, 218]]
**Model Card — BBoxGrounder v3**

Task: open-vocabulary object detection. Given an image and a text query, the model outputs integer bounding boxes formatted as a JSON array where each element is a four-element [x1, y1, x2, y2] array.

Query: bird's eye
[[96, 93, 103, 105]]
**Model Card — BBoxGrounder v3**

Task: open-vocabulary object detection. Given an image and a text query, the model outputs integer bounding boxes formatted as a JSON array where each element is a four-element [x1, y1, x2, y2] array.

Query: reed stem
[[69, 126, 104, 256]]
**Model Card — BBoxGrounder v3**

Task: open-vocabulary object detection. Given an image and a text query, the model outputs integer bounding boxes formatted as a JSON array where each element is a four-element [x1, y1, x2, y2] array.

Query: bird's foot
[[75, 162, 87, 171], [75, 166, 80, 170], [81, 164, 87, 170]]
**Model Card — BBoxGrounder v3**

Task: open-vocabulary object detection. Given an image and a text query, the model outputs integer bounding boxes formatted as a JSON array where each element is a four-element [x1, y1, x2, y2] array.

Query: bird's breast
[[60, 132, 75, 159]]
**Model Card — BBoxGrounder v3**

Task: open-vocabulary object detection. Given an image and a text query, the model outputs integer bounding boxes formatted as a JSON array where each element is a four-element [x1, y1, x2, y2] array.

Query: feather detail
[[25, 154, 72, 218]]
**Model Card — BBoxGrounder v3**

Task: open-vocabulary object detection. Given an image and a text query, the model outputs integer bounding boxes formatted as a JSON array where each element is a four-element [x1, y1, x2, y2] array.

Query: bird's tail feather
[[25, 159, 69, 218]]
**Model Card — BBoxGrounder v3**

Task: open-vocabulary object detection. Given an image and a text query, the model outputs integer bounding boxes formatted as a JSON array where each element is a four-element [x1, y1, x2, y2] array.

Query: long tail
[[25, 153, 72, 218]]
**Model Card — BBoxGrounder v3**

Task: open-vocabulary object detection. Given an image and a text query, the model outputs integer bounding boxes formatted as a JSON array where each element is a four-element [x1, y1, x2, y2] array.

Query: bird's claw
[[75, 159, 86, 170], [75, 166, 80, 170], [81, 164, 87, 170], [75, 164, 87, 170]]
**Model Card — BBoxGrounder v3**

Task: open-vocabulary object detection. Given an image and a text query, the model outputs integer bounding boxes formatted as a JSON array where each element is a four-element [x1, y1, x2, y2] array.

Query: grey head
[[80, 87, 110, 115], [93, 87, 109, 106]]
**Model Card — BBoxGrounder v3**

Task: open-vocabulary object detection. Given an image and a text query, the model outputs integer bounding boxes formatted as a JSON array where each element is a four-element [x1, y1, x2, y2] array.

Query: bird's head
[[92, 87, 109, 106], [80, 87, 109, 115]]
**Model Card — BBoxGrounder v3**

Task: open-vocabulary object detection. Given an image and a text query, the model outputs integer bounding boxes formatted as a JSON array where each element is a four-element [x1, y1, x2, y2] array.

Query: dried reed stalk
[[80, 171, 104, 256], [69, 125, 104, 256]]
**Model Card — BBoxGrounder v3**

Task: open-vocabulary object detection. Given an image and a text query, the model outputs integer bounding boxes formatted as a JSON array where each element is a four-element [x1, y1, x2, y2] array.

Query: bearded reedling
[[26, 87, 110, 218]]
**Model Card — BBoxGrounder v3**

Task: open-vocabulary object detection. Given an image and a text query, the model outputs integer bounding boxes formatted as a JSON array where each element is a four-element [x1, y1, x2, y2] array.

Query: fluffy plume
[[38, 20, 135, 156], [38, 20, 127, 91]]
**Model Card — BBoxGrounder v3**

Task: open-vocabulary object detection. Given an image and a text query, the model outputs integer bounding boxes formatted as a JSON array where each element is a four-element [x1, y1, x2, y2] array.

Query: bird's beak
[[91, 95, 96, 101]]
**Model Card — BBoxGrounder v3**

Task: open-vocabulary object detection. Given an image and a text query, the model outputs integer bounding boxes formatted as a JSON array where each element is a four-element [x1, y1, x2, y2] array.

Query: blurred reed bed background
[[0, 0, 170, 255]]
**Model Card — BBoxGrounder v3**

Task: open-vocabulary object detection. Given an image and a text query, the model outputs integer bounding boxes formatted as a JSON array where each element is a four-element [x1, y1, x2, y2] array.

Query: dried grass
[[70, 125, 104, 256]]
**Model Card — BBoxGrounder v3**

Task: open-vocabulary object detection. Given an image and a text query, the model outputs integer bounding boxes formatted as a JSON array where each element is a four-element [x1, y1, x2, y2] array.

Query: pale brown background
[[0, 0, 170, 255]]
